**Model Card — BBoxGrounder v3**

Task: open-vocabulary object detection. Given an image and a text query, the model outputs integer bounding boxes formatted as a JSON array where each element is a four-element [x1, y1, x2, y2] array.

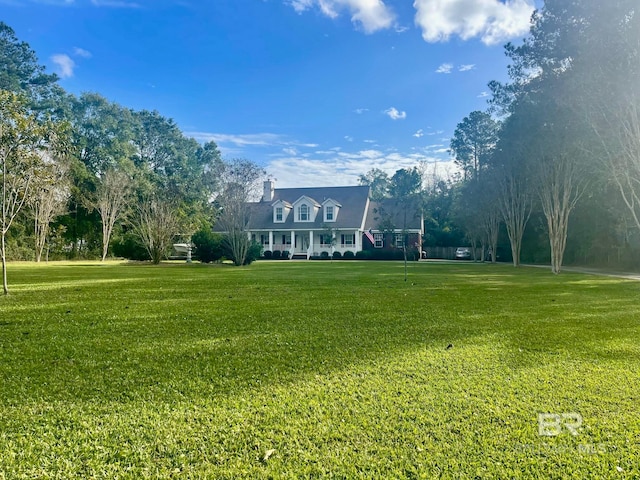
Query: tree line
[[0, 22, 267, 293], [422, 0, 639, 273], [2, 0, 638, 292]]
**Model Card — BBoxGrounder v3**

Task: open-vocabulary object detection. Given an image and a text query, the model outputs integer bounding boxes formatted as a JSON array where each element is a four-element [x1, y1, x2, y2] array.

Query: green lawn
[[0, 260, 638, 478]]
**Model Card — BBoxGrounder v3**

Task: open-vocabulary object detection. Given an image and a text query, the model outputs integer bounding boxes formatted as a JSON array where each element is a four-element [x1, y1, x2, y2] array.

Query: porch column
[[355, 230, 361, 252], [268, 231, 273, 251], [309, 230, 314, 258], [290, 230, 295, 258]]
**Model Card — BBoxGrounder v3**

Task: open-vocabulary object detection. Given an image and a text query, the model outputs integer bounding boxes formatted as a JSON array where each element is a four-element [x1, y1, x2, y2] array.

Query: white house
[[244, 181, 424, 259]]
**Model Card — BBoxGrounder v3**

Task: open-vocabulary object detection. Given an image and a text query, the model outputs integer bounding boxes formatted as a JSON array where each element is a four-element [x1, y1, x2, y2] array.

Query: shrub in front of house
[[282, 250, 290, 259], [191, 228, 223, 263], [320, 251, 329, 259], [332, 251, 342, 259], [272, 250, 281, 259], [355, 250, 371, 260], [263, 250, 272, 259], [343, 250, 355, 259], [242, 241, 262, 265]]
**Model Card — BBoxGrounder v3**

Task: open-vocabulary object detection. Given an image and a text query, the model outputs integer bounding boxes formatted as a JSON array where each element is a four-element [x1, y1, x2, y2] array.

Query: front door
[[295, 235, 308, 253]]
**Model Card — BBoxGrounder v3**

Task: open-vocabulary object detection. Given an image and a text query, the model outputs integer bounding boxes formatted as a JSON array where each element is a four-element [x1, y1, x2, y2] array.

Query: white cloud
[[478, 91, 490, 98], [344, 135, 354, 142], [459, 64, 475, 71], [188, 132, 286, 147], [435, 63, 453, 74], [413, 129, 424, 138], [266, 148, 445, 187], [287, 0, 396, 33], [186, 132, 318, 159], [73, 47, 92, 58], [414, 0, 535, 45], [51, 54, 75, 78], [354, 108, 369, 114], [91, 0, 140, 6], [384, 107, 406, 120], [283, 147, 298, 156]]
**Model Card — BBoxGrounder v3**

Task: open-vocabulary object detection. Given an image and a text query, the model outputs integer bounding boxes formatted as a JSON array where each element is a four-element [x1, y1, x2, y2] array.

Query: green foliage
[[320, 251, 329, 259], [0, 262, 638, 477], [272, 250, 281, 259], [332, 251, 342, 259], [243, 241, 262, 265], [343, 250, 355, 259], [358, 168, 390, 200], [449, 111, 499, 182], [0, 21, 59, 102], [111, 232, 149, 261], [192, 228, 223, 263], [263, 250, 272, 259]]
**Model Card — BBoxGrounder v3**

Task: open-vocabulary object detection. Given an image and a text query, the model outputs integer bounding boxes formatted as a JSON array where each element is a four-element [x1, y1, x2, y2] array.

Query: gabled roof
[[364, 198, 423, 232], [322, 198, 342, 207], [292, 195, 321, 208], [247, 185, 370, 230], [271, 199, 292, 208]]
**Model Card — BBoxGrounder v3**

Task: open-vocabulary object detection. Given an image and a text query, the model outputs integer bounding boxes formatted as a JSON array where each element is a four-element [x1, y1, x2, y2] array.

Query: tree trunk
[[1, 231, 8, 295], [102, 221, 110, 261], [537, 155, 583, 275]]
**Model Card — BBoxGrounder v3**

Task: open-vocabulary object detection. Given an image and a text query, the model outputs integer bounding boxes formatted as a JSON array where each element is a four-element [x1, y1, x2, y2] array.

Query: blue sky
[[3, 0, 539, 187]]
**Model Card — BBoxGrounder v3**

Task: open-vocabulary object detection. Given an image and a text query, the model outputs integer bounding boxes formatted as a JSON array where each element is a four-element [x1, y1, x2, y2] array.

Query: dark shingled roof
[[247, 185, 370, 230], [364, 198, 423, 232]]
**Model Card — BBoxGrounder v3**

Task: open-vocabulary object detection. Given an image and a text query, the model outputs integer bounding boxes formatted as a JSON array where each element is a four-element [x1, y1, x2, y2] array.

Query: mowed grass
[[0, 260, 639, 478]]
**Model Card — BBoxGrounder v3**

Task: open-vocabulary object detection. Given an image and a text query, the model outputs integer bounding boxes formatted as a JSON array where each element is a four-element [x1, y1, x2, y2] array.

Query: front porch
[[252, 229, 362, 259]]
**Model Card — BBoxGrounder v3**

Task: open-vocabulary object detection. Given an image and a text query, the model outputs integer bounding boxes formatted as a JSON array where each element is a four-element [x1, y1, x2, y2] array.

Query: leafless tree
[[498, 167, 532, 267], [92, 168, 134, 261], [216, 159, 265, 266], [30, 157, 69, 262], [482, 203, 501, 264], [536, 152, 586, 274], [590, 97, 640, 232], [492, 124, 534, 267], [132, 197, 180, 264]]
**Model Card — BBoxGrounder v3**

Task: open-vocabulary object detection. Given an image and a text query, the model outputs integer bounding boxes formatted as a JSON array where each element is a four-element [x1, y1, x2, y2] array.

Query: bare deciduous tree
[[133, 197, 180, 264], [536, 153, 586, 274], [498, 167, 532, 267], [216, 159, 265, 266], [591, 98, 640, 232], [92, 168, 134, 261], [30, 157, 69, 262]]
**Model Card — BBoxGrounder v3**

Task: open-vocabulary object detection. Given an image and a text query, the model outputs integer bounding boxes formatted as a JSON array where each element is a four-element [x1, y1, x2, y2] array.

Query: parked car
[[455, 247, 472, 260]]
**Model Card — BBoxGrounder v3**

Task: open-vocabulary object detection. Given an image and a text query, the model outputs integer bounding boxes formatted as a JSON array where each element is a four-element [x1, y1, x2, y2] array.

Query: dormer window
[[272, 200, 291, 223], [322, 199, 340, 222], [291, 195, 320, 222], [326, 206, 334, 221], [298, 204, 309, 221]]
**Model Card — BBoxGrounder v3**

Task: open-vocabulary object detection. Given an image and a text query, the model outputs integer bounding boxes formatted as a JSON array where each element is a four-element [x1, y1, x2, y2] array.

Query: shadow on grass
[[1, 262, 639, 405]]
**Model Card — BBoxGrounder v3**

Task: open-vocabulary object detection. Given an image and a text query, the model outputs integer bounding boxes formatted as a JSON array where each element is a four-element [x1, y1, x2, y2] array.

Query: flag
[[364, 229, 375, 245]]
